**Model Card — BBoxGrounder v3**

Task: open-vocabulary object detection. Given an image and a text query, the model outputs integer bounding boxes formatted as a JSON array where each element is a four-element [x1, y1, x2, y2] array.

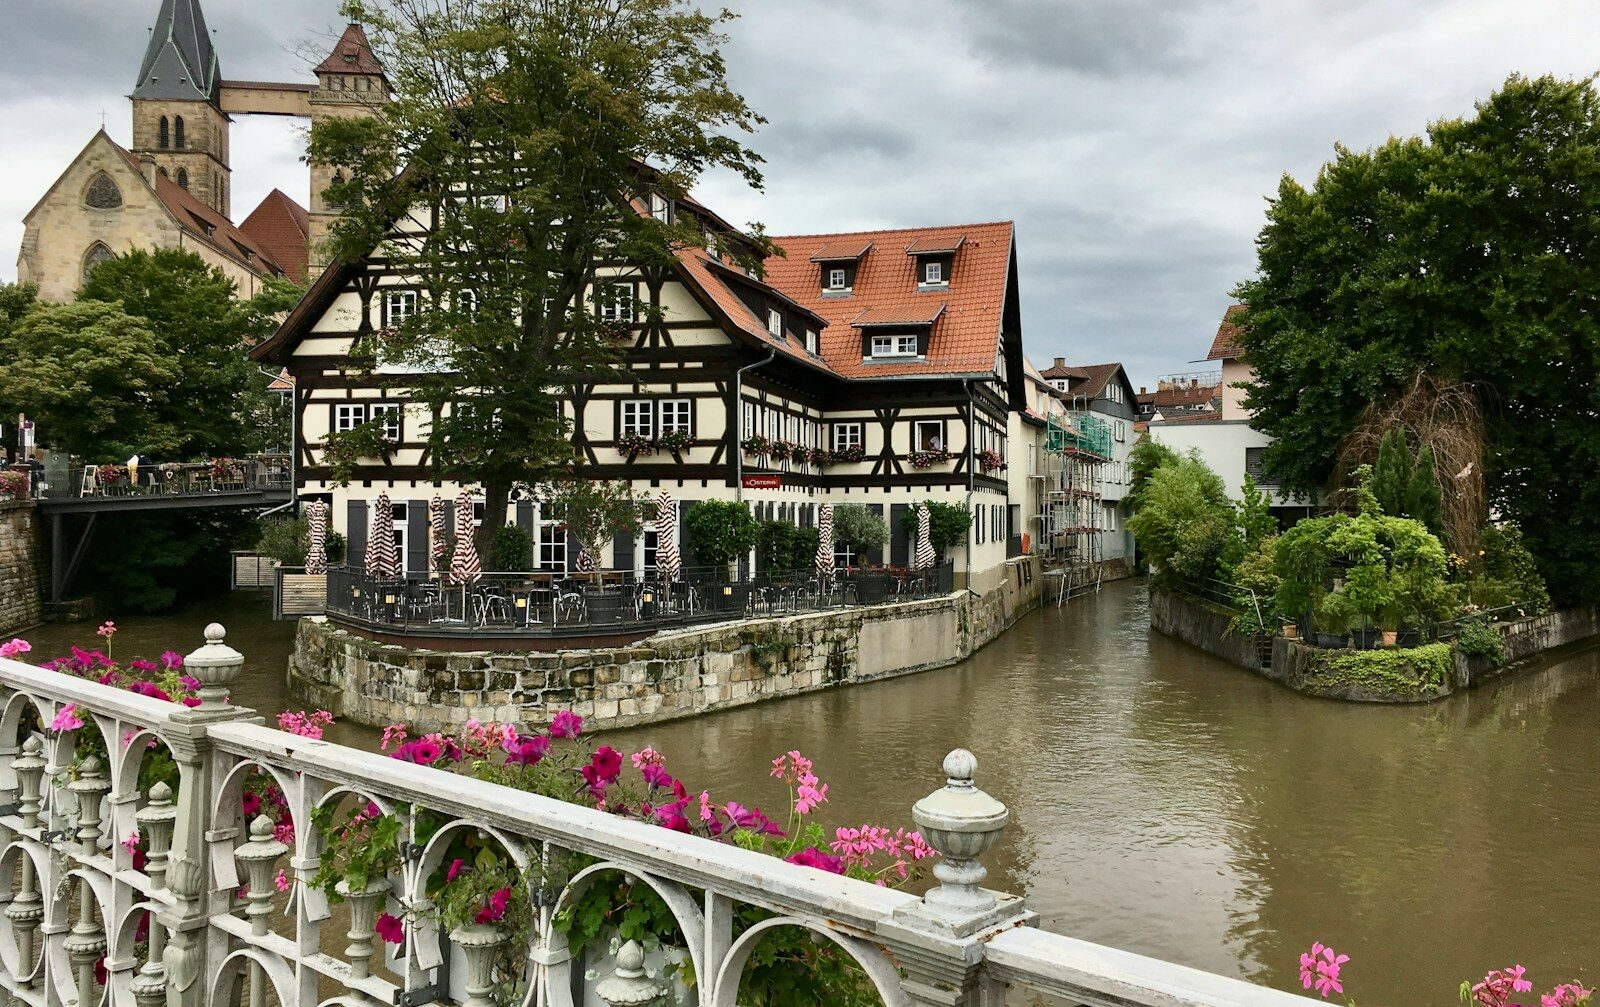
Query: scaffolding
[[1035, 412, 1109, 605]]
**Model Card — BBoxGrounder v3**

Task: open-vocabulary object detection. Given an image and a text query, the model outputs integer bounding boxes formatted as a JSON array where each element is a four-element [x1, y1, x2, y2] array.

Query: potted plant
[[683, 501, 759, 607], [827, 445, 865, 465], [768, 440, 794, 462], [741, 434, 771, 457], [976, 448, 1005, 473], [615, 432, 654, 460], [657, 430, 693, 453], [432, 851, 531, 1007], [309, 802, 404, 980], [908, 448, 952, 470], [542, 479, 651, 575]]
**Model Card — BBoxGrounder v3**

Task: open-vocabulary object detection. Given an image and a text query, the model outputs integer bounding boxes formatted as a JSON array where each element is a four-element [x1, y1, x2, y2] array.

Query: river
[[18, 581, 1600, 1002]]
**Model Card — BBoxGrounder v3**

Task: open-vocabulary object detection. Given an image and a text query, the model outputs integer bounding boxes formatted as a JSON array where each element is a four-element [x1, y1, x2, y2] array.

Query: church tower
[[307, 22, 389, 273], [130, 0, 232, 217]]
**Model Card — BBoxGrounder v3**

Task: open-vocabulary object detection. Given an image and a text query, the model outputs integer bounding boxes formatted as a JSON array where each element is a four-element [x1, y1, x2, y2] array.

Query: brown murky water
[[21, 582, 1600, 1003]]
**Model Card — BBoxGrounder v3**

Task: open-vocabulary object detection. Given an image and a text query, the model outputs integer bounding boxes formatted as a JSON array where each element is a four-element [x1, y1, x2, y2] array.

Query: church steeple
[[133, 0, 221, 104]]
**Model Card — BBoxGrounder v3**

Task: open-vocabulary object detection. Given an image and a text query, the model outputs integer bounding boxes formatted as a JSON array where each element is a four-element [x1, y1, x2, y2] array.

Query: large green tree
[[1235, 74, 1600, 604], [314, 0, 770, 552]]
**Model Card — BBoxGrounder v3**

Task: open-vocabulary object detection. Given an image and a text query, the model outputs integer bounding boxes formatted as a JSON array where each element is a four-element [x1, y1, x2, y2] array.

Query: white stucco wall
[[1149, 419, 1310, 508]]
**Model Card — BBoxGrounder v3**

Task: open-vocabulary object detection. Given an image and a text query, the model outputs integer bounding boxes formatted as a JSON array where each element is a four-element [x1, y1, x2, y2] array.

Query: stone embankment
[[0, 501, 42, 637], [290, 557, 1041, 731], [1151, 586, 1600, 703]]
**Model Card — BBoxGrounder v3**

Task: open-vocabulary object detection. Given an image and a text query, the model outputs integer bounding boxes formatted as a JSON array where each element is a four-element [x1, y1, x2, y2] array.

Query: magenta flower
[[0, 638, 31, 661], [180, 696, 201, 708], [273, 820, 294, 845], [274, 869, 291, 893], [277, 709, 333, 740], [96, 621, 116, 640], [473, 886, 512, 924], [446, 858, 464, 883], [380, 724, 408, 752], [549, 710, 583, 738], [580, 746, 623, 799], [129, 658, 158, 673], [51, 704, 84, 732], [122, 829, 141, 857], [722, 801, 785, 837], [1542, 983, 1592, 1007], [375, 912, 405, 945], [631, 746, 664, 771], [503, 734, 549, 767], [785, 846, 846, 874], [128, 681, 173, 702]]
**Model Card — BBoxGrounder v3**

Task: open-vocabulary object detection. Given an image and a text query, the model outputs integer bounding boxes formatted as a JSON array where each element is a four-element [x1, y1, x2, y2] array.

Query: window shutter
[[347, 500, 368, 570], [516, 500, 534, 534], [677, 499, 696, 569], [613, 530, 634, 573], [889, 504, 909, 567], [406, 504, 427, 575]]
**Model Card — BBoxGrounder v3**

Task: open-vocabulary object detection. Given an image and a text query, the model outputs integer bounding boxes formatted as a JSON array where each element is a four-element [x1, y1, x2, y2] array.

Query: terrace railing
[[34, 454, 292, 501], [324, 561, 957, 637], [0, 624, 1322, 1007]]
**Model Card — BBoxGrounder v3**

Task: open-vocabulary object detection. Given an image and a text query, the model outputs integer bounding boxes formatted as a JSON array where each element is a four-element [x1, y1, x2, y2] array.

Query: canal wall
[[289, 556, 1043, 731], [0, 501, 42, 637], [1152, 587, 1600, 702]]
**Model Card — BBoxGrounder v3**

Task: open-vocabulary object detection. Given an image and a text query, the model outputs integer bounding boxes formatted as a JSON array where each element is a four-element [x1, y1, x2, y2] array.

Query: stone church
[[16, 0, 387, 302]]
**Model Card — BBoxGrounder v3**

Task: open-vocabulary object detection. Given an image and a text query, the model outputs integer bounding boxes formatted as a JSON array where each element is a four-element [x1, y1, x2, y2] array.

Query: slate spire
[[132, 0, 221, 103]]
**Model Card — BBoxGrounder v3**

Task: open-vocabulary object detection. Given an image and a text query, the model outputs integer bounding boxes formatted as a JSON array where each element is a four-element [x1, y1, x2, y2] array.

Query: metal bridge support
[[48, 511, 96, 604]]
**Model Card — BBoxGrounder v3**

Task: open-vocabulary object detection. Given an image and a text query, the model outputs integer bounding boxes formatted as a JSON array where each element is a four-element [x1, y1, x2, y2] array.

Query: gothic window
[[158, 116, 169, 149], [83, 243, 114, 281], [174, 116, 186, 149], [176, 168, 189, 189], [84, 173, 122, 209]]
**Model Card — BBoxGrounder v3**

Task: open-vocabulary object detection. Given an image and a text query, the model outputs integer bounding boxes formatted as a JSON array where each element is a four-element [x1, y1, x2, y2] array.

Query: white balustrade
[[0, 625, 1324, 1007]]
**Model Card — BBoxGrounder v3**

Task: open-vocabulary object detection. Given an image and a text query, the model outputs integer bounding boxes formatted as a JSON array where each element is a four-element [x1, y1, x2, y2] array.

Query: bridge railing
[[34, 453, 291, 501], [0, 625, 1323, 1007]]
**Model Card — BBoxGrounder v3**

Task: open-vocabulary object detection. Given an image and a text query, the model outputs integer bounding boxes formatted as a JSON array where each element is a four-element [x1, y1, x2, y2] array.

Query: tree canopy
[[1235, 74, 1600, 604], [313, 0, 770, 548]]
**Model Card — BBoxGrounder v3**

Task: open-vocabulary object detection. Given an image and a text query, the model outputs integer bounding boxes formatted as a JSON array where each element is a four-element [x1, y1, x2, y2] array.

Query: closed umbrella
[[655, 491, 680, 582], [366, 492, 399, 578], [914, 502, 937, 571], [450, 491, 482, 585], [815, 503, 834, 580], [304, 500, 328, 575], [573, 542, 596, 573], [428, 495, 449, 578]]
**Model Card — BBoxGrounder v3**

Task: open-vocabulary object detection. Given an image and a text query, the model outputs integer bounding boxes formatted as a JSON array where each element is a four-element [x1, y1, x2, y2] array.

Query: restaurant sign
[[741, 475, 782, 489]]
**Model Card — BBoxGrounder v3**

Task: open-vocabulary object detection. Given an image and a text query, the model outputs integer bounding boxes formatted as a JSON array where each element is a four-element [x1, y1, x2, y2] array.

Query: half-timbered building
[[250, 190, 1031, 589]]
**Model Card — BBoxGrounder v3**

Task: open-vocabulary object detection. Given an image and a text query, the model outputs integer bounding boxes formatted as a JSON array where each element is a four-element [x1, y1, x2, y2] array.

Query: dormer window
[[649, 192, 673, 223], [870, 334, 919, 358], [804, 329, 819, 355], [766, 308, 783, 337]]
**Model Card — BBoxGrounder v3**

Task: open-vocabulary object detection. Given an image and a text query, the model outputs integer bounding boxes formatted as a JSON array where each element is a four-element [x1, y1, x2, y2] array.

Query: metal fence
[[325, 561, 957, 636], [34, 453, 291, 500]]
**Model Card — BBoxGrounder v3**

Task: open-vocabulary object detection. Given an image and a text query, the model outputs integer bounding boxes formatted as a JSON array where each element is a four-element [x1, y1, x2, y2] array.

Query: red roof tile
[[904, 234, 965, 255], [114, 142, 286, 278], [1207, 303, 1248, 361], [314, 23, 386, 78], [852, 302, 946, 327], [766, 221, 1014, 380], [239, 189, 310, 283], [809, 239, 874, 262]]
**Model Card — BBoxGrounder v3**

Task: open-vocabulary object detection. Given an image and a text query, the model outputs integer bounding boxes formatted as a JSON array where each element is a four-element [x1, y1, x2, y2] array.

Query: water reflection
[[16, 583, 1600, 1001]]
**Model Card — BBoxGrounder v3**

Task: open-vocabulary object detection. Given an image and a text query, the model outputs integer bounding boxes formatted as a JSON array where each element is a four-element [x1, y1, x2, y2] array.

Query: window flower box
[[657, 430, 694, 453], [741, 434, 772, 457], [977, 449, 1006, 473], [826, 445, 865, 465], [767, 440, 797, 462], [909, 449, 953, 470], [616, 433, 654, 460]]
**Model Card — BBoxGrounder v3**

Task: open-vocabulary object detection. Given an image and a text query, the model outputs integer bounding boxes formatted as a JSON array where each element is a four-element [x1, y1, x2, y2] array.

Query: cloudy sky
[[4, 0, 1599, 385]]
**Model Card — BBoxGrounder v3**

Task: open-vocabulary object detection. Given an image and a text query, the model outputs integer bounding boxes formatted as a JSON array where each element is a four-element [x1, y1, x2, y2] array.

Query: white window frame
[[369, 403, 401, 442], [597, 283, 635, 324], [913, 420, 945, 453], [649, 192, 672, 222], [832, 422, 863, 453], [832, 541, 860, 570], [333, 403, 366, 433], [620, 400, 653, 438], [827, 267, 847, 290], [1115, 420, 1126, 442], [659, 399, 692, 435], [456, 289, 478, 316], [643, 530, 659, 573], [385, 289, 418, 327], [767, 308, 783, 337], [924, 260, 944, 285], [804, 329, 819, 355], [870, 334, 919, 358]]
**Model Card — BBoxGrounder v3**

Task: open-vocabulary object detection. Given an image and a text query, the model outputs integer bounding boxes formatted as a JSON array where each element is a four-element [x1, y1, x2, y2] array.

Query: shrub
[[1456, 615, 1507, 665], [898, 502, 971, 557], [684, 501, 760, 572], [256, 515, 346, 566], [757, 521, 821, 576], [831, 504, 886, 555], [489, 523, 532, 571], [1228, 537, 1281, 637], [1464, 524, 1550, 615], [1310, 643, 1454, 694], [1125, 452, 1236, 583], [1127, 437, 1182, 516]]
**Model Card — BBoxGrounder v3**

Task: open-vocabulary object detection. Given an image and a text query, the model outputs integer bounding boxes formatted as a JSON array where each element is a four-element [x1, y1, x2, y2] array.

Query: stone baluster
[[6, 736, 46, 990], [336, 874, 391, 981], [162, 623, 256, 1007], [885, 749, 1032, 1007], [235, 815, 289, 1007], [129, 782, 177, 1007], [68, 755, 111, 854], [449, 923, 510, 1007], [63, 756, 112, 1005], [595, 940, 665, 1007]]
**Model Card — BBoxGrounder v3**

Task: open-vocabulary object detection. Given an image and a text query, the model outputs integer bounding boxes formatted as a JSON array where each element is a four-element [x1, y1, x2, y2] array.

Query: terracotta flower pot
[[1282, 624, 1299, 640], [1381, 630, 1398, 647]]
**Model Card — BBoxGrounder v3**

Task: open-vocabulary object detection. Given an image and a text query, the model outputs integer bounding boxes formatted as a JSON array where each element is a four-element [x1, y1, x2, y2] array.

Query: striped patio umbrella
[[573, 541, 597, 573], [655, 491, 680, 581], [815, 503, 834, 579], [914, 502, 937, 571], [428, 495, 449, 578], [450, 491, 482, 585], [304, 500, 328, 575], [366, 492, 399, 578]]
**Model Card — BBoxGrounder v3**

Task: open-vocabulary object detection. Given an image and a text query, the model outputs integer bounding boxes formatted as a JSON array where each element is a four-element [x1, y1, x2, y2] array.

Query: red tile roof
[[809, 239, 874, 262], [315, 23, 387, 78], [672, 247, 828, 373], [1038, 358, 1089, 380], [114, 141, 286, 278], [1138, 383, 1221, 409], [1207, 303, 1248, 361], [852, 302, 946, 327], [239, 189, 310, 283], [904, 234, 966, 255], [765, 221, 1014, 380]]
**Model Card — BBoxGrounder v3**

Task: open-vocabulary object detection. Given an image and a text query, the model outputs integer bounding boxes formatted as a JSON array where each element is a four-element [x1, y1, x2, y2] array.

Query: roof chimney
[[1052, 357, 1064, 369], [139, 153, 157, 187], [1140, 386, 1147, 395], [1190, 378, 1198, 389]]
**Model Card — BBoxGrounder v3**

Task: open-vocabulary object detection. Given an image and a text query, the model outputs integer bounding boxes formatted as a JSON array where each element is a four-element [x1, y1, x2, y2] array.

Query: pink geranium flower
[[375, 912, 405, 945], [0, 638, 30, 660], [51, 704, 84, 732], [274, 869, 291, 893], [380, 724, 408, 751], [549, 710, 583, 738]]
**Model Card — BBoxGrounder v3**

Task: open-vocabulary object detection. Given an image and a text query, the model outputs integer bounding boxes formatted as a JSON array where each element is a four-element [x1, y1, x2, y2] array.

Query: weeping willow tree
[[1330, 376, 1485, 557], [311, 0, 772, 552]]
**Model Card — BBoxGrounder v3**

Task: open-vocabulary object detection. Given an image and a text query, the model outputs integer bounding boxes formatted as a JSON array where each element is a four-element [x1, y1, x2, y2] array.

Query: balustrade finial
[[901, 748, 1025, 937], [13, 735, 46, 829], [235, 814, 289, 938], [595, 940, 665, 1007], [182, 622, 245, 713], [68, 755, 111, 854]]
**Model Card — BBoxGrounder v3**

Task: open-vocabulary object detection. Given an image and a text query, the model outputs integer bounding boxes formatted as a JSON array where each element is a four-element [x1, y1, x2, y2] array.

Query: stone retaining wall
[[290, 556, 1042, 732], [0, 502, 42, 637], [1152, 587, 1600, 702]]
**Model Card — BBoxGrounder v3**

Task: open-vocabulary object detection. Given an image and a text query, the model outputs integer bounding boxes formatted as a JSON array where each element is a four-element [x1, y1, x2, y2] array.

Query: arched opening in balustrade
[[0, 841, 61, 991], [111, 900, 166, 997], [48, 865, 114, 1007], [206, 946, 294, 1007], [544, 862, 707, 1007], [212, 758, 302, 946], [711, 917, 898, 1007], [411, 819, 535, 1006]]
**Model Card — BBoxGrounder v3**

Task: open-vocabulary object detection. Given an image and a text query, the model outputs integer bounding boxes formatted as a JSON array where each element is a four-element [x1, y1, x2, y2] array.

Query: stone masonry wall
[[290, 557, 1042, 732], [0, 502, 43, 637]]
